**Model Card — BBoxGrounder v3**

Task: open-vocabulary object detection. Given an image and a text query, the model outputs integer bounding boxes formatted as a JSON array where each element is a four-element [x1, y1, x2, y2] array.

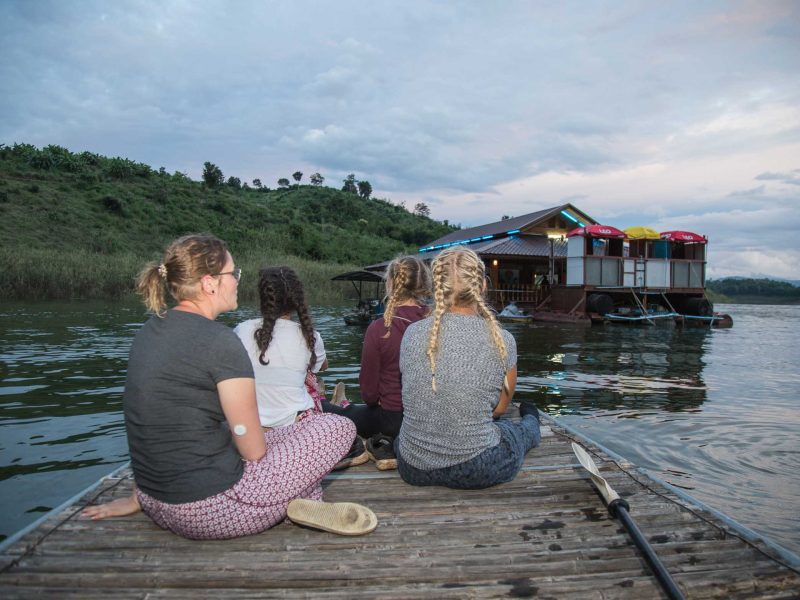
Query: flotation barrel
[[586, 293, 614, 315], [681, 297, 713, 316]]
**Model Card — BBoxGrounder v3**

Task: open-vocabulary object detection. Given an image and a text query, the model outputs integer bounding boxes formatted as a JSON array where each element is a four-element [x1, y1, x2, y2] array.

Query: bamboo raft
[[2, 414, 798, 599]]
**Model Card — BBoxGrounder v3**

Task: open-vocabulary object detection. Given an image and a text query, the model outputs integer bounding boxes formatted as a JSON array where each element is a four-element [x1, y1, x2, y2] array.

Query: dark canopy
[[331, 270, 384, 282]]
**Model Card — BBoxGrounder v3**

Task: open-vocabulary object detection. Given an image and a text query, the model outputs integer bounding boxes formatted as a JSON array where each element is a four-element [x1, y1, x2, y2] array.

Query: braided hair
[[381, 255, 431, 338], [254, 266, 317, 367], [427, 247, 507, 391]]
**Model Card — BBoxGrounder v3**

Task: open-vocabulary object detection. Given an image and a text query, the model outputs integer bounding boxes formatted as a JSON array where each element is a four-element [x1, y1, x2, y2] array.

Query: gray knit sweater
[[397, 313, 517, 470]]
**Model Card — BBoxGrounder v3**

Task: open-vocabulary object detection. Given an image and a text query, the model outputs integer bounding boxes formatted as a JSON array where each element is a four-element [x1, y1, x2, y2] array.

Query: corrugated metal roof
[[363, 239, 498, 270], [426, 207, 556, 246], [331, 270, 384, 282], [362, 235, 567, 271], [480, 235, 568, 257], [422, 203, 595, 248]]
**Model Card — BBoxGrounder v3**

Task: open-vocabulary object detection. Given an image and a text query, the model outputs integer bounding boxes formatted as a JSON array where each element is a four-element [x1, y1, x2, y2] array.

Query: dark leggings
[[321, 401, 403, 439], [396, 416, 541, 489]]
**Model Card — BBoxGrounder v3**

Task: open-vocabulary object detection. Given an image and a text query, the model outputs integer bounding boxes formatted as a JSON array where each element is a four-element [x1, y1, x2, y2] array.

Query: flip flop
[[287, 499, 378, 536]]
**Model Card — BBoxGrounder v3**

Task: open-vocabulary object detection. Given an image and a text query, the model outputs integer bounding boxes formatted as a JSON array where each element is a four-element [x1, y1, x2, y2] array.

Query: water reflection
[[511, 321, 710, 415], [0, 302, 137, 540]]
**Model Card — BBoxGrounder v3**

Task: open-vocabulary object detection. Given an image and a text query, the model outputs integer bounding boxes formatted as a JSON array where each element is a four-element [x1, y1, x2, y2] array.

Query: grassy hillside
[[0, 143, 454, 303]]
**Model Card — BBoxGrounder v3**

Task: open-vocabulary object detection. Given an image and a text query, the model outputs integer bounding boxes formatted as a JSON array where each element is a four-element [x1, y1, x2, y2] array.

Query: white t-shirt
[[234, 318, 326, 428]]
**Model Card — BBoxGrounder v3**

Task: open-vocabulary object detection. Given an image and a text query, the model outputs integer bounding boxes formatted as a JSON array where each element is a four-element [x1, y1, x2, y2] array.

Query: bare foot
[[331, 382, 351, 408], [81, 493, 141, 520]]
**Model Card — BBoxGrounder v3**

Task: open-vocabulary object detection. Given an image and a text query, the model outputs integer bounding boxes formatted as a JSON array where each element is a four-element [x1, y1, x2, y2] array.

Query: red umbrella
[[567, 224, 627, 239], [660, 230, 706, 244]]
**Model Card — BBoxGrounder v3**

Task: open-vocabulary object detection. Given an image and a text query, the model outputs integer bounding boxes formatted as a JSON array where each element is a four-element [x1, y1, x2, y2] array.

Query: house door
[[634, 259, 645, 287], [623, 259, 636, 287]]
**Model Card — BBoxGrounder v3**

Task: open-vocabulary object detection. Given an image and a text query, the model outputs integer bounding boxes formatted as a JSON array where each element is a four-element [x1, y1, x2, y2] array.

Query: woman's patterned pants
[[136, 413, 355, 539]]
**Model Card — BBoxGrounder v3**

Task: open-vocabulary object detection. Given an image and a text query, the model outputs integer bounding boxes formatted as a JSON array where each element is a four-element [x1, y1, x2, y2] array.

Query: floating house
[[358, 203, 726, 325]]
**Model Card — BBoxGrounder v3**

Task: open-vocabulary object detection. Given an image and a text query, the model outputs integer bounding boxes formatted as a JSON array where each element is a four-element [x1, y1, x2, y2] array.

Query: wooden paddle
[[571, 442, 686, 600]]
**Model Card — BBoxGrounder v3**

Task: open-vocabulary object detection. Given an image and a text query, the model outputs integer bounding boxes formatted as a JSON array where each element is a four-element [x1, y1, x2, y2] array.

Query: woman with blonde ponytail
[[396, 247, 541, 489], [323, 255, 430, 470]]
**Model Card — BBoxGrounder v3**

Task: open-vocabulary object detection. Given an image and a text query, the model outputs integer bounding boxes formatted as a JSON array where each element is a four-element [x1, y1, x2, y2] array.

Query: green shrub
[[11, 143, 37, 159], [81, 171, 99, 182], [60, 157, 83, 173], [29, 152, 55, 170], [151, 186, 169, 204], [102, 195, 126, 215], [134, 163, 152, 178], [107, 157, 134, 180], [80, 151, 101, 166], [210, 199, 231, 215], [44, 144, 72, 159]]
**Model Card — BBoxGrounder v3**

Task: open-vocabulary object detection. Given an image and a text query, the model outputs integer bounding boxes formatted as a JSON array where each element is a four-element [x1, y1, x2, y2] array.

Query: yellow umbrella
[[624, 226, 660, 240]]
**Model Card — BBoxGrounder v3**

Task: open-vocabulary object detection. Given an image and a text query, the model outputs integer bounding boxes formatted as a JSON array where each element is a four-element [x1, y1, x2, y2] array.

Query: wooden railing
[[487, 285, 545, 308]]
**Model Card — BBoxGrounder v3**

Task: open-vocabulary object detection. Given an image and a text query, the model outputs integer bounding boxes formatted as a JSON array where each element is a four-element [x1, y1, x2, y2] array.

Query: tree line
[[1, 142, 454, 255], [202, 161, 430, 217], [707, 278, 800, 299], [0, 144, 435, 219], [203, 162, 367, 196]]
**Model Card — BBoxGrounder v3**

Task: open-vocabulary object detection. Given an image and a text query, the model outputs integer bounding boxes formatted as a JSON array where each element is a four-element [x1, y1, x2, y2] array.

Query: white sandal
[[287, 499, 378, 536]]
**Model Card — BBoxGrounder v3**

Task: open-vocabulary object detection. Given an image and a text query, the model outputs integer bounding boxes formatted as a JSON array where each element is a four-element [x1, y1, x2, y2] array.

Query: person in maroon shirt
[[323, 255, 430, 469]]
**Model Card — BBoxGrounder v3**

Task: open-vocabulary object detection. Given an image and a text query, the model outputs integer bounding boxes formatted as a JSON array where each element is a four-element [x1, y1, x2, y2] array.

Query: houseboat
[[350, 203, 731, 327]]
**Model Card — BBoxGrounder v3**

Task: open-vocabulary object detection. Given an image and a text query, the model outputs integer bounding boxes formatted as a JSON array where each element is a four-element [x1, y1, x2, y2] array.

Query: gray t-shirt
[[397, 313, 517, 469], [124, 310, 254, 503]]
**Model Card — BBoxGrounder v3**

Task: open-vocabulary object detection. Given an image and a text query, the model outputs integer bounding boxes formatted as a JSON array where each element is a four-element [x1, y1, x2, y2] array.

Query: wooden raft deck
[[1, 418, 798, 599]]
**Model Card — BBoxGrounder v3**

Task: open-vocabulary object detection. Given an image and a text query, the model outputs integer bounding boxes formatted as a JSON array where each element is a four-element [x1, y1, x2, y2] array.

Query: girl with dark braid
[[395, 247, 541, 488], [234, 267, 328, 428], [323, 255, 430, 470], [235, 266, 369, 469]]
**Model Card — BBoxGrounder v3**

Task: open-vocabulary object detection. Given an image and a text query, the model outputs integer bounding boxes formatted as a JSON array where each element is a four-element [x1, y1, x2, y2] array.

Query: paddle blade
[[571, 442, 621, 507]]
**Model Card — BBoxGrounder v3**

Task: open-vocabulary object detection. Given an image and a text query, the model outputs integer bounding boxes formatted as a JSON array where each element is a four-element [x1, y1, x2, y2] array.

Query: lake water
[[1, 301, 798, 556]]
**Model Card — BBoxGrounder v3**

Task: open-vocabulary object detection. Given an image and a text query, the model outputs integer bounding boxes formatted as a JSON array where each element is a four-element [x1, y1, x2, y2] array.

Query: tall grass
[[1, 247, 142, 299], [235, 249, 363, 305], [1, 246, 363, 306]]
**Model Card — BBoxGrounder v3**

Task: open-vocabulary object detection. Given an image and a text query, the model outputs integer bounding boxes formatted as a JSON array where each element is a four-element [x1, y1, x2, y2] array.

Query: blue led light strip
[[418, 223, 551, 253]]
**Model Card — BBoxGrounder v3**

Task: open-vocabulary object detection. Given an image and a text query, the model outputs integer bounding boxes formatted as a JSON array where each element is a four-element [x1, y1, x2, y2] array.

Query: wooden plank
[[1, 420, 797, 599]]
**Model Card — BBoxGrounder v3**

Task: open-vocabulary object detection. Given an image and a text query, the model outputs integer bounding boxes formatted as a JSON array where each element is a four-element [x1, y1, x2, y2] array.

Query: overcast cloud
[[2, 0, 799, 278]]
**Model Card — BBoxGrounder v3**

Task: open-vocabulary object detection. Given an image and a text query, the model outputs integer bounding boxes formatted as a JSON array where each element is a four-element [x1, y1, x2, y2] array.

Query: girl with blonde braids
[[324, 255, 430, 469], [396, 247, 541, 489]]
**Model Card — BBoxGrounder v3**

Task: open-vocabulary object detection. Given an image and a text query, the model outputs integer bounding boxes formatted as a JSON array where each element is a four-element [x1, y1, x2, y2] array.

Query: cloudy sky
[[2, 1, 799, 278]]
